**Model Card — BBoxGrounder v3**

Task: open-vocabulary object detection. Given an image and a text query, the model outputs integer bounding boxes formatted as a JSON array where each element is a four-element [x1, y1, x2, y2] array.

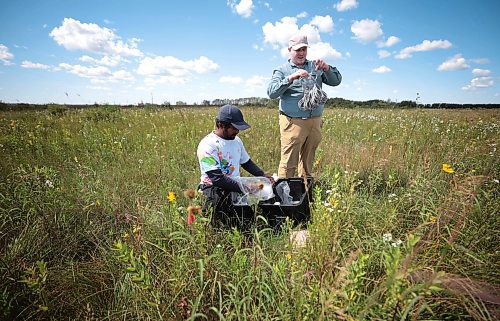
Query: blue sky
[[1, 0, 499, 105]]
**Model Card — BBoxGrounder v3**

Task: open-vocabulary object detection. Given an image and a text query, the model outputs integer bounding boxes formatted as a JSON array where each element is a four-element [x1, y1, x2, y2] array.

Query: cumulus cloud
[[462, 77, 494, 90], [306, 42, 342, 61], [335, 0, 358, 11], [351, 19, 383, 43], [437, 54, 469, 71], [219, 76, 243, 85], [262, 16, 300, 48], [79, 55, 124, 67], [21, 60, 50, 69], [310, 15, 334, 33], [228, 0, 254, 18], [59, 62, 134, 83], [50, 18, 142, 57], [110, 70, 134, 82], [372, 66, 391, 73], [472, 68, 491, 76], [246, 75, 268, 88], [377, 36, 400, 48], [262, 15, 340, 61], [395, 39, 452, 59], [137, 55, 219, 86], [0, 44, 14, 65], [59, 63, 110, 78], [378, 50, 391, 58]]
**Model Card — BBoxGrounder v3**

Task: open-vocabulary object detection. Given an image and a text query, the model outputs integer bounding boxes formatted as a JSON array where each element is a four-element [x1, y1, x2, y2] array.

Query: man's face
[[290, 46, 307, 66], [222, 124, 239, 140]]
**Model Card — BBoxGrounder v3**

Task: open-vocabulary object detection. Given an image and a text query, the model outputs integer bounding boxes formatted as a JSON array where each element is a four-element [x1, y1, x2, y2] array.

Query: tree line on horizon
[[1, 97, 499, 111]]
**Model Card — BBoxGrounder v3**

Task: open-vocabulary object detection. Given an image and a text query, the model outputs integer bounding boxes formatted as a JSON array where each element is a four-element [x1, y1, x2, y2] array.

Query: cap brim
[[232, 122, 250, 130], [291, 43, 308, 50]]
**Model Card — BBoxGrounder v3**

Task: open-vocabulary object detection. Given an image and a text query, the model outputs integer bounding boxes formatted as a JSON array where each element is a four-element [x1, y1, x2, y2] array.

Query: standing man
[[197, 104, 273, 228], [267, 34, 342, 178]]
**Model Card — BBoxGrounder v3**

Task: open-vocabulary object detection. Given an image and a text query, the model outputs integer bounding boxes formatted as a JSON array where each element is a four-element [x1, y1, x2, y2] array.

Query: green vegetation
[[1, 106, 498, 320]]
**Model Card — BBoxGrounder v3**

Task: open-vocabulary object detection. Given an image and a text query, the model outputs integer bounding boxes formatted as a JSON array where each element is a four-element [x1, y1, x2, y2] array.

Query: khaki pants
[[278, 114, 322, 178]]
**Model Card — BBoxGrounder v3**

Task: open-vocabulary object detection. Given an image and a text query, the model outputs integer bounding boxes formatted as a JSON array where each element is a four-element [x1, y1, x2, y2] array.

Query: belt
[[279, 110, 310, 120]]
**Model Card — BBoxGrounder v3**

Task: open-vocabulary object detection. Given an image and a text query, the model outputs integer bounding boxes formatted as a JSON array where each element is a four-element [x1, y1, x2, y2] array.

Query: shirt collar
[[288, 59, 311, 69]]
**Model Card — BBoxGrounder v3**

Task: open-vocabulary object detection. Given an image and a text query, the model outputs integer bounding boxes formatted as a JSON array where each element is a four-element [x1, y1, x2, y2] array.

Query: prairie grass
[[0, 106, 498, 320]]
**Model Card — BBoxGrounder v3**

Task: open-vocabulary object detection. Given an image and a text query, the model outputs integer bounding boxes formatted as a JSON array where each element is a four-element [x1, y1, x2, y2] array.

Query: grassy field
[[0, 106, 499, 320]]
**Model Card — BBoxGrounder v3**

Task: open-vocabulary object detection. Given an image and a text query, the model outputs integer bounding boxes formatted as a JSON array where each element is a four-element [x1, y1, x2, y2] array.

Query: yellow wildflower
[[442, 163, 454, 173], [429, 216, 437, 223], [167, 192, 176, 203]]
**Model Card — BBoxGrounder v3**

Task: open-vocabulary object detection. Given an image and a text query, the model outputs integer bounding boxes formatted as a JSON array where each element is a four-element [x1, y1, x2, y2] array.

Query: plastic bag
[[275, 181, 294, 205], [298, 72, 328, 111], [232, 176, 274, 206]]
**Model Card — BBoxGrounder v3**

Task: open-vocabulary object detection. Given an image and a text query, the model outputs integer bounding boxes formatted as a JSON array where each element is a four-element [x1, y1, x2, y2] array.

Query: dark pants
[[200, 185, 254, 231]]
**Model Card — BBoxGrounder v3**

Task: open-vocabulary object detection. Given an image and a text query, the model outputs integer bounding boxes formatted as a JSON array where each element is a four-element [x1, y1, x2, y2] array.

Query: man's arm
[[322, 66, 342, 86], [267, 67, 292, 99], [206, 169, 243, 193], [241, 159, 265, 176]]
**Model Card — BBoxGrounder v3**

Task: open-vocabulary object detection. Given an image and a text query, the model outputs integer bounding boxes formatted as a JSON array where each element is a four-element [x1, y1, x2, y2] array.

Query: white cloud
[[59, 63, 110, 78], [377, 36, 400, 48], [351, 19, 383, 43], [307, 42, 342, 61], [262, 17, 300, 48], [246, 75, 268, 88], [219, 76, 243, 85], [110, 70, 134, 82], [396, 39, 452, 59], [21, 60, 50, 69], [378, 50, 391, 58], [50, 18, 142, 57], [310, 15, 334, 33], [462, 77, 494, 90], [437, 54, 469, 71], [0, 44, 14, 65], [79, 55, 124, 67], [472, 68, 491, 76], [137, 55, 219, 86], [228, 0, 254, 18], [372, 66, 391, 73], [263, 16, 341, 62], [335, 0, 358, 11], [58, 62, 134, 83], [296, 12, 307, 19]]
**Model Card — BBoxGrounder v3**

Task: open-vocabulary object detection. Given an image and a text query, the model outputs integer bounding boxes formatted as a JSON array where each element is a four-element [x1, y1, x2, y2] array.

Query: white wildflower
[[383, 233, 392, 242], [392, 239, 403, 247], [45, 179, 54, 188]]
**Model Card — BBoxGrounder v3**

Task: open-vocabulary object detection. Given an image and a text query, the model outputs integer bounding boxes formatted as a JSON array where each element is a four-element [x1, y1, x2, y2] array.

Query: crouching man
[[197, 104, 274, 229]]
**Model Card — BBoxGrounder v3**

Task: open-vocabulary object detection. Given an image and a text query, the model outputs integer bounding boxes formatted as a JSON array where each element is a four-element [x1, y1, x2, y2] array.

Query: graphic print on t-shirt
[[200, 147, 235, 176]]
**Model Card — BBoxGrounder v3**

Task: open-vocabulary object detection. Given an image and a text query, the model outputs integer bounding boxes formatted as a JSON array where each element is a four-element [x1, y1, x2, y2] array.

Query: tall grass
[[0, 106, 498, 320]]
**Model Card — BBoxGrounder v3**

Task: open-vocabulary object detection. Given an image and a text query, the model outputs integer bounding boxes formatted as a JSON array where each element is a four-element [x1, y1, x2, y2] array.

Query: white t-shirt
[[197, 132, 250, 185]]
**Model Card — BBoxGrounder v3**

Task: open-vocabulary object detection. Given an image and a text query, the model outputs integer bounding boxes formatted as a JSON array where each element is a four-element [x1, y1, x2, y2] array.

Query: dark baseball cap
[[217, 104, 250, 130]]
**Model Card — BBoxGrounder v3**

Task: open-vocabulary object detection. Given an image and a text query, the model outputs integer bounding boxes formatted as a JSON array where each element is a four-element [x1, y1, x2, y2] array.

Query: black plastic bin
[[259, 177, 314, 228], [201, 187, 255, 231]]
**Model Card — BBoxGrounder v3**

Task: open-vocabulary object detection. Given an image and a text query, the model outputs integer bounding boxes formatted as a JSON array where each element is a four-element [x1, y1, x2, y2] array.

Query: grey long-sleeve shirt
[[267, 59, 341, 118]]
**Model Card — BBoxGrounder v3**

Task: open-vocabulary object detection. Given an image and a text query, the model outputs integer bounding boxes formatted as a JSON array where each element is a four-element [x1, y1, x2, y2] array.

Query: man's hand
[[288, 69, 309, 83], [264, 174, 275, 185], [314, 59, 330, 72]]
